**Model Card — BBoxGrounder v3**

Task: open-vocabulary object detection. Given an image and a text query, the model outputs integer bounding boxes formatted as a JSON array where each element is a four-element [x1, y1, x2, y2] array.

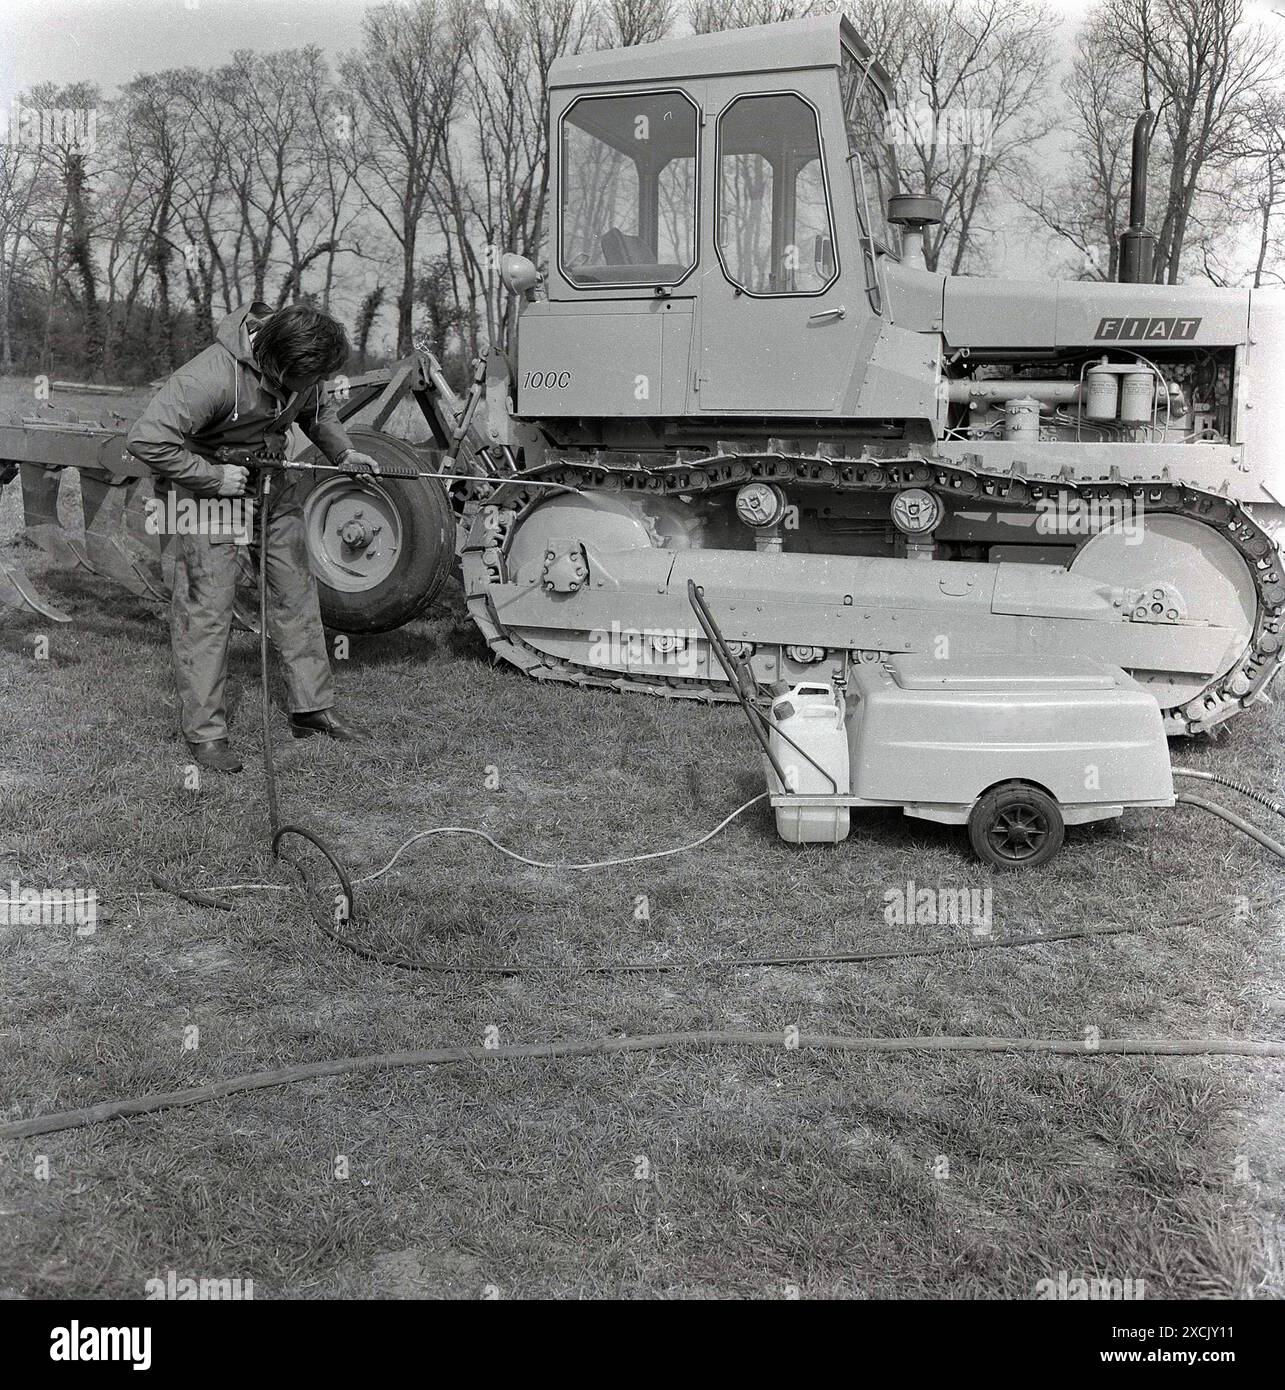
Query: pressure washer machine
[[689, 581, 1176, 870], [766, 657, 1175, 868]]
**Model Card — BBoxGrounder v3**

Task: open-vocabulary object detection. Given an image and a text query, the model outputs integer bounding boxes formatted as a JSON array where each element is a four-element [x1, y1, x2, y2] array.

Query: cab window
[[840, 51, 900, 255], [560, 91, 698, 287], [716, 93, 837, 296]]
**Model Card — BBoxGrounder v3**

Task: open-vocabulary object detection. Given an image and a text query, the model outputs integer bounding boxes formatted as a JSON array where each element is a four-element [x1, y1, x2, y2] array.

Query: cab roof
[[549, 14, 891, 95]]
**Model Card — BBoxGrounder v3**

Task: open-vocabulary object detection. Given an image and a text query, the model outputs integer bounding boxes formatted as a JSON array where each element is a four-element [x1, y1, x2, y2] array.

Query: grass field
[[1, 376, 1283, 1299]]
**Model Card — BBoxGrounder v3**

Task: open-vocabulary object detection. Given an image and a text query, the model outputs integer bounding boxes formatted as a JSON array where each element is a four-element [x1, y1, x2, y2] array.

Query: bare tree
[[851, 0, 1058, 274], [226, 48, 354, 309], [92, 97, 155, 371], [214, 56, 289, 307], [341, 0, 472, 355], [168, 71, 235, 339], [433, 0, 595, 359], [1240, 91, 1285, 288], [1038, 0, 1285, 285], [303, 70, 365, 311], [1115, 0, 1281, 283], [0, 136, 47, 369], [117, 70, 209, 370], [93, 123, 156, 372], [1198, 89, 1285, 288], [1022, 14, 1136, 280], [688, 0, 814, 31], [20, 82, 105, 370], [597, 0, 677, 47]]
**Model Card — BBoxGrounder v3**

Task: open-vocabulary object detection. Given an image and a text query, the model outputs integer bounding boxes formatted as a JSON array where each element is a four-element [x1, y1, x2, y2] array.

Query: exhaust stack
[[1118, 111, 1157, 283]]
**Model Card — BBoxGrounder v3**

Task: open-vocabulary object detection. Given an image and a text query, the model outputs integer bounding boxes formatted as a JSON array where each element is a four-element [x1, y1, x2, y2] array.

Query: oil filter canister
[[1085, 365, 1120, 421], [1120, 371, 1155, 424]]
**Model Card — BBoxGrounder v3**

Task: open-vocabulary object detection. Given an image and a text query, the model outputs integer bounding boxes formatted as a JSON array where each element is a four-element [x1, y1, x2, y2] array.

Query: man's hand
[[337, 449, 382, 476], [218, 463, 250, 496]]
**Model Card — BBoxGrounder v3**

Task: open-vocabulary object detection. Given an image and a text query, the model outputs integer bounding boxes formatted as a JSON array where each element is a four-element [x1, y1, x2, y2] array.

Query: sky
[[2, 0, 1281, 284], [2, 0, 1101, 103], [0, 0, 372, 96]]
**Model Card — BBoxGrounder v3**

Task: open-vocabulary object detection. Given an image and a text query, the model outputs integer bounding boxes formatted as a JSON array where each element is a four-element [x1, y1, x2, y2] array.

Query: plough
[[0, 351, 487, 627]]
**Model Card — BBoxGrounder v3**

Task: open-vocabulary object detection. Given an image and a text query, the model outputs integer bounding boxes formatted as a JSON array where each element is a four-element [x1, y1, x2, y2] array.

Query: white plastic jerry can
[[767, 682, 851, 844]]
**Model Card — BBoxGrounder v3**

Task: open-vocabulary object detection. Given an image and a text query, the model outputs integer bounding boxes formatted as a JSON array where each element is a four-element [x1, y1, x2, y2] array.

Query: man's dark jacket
[[126, 302, 352, 491]]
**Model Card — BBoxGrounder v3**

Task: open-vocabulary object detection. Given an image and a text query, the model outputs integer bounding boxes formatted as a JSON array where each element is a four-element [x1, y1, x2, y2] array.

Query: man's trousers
[[169, 478, 333, 744]]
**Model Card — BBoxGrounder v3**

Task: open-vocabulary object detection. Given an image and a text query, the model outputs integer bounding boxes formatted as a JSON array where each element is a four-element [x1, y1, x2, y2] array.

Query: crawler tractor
[[3, 15, 1283, 735]]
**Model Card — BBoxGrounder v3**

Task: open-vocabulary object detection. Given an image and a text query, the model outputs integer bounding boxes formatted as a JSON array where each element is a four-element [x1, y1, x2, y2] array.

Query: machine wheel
[[296, 428, 456, 634], [967, 783, 1065, 870], [1068, 513, 1258, 709]]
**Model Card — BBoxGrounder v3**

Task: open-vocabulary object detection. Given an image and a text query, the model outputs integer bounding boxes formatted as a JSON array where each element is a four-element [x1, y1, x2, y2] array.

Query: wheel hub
[[302, 478, 402, 593], [989, 806, 1049, 859], [339, 514, 375, 550]]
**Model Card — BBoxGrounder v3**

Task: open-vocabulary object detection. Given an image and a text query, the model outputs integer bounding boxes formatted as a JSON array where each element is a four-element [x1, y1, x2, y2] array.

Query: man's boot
[[184, 738, 243, 774], [289, 709, 367, 742]]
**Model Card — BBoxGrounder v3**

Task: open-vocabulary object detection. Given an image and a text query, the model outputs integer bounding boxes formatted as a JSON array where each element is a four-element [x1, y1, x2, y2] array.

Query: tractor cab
[[516, 13, 942, 434]]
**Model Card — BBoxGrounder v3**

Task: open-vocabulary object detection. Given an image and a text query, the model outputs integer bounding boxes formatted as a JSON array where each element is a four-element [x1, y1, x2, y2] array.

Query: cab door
[[698, 88, 856, 415]]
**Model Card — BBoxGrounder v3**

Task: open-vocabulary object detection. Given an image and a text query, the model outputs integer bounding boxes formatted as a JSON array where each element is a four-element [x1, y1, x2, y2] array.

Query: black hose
[[1173, 767, 1285, 820], [1174, 792, 1285, 861], [297, 912, 1161, 976], [255, 471, 355, 925], [261, 884, 1285, 977], [5, 1031, 1283, 1142], [147, 872, 234, 912]]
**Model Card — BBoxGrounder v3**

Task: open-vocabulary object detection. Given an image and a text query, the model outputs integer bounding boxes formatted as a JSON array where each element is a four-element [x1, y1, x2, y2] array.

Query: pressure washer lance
[[210, 440, 579, 490]]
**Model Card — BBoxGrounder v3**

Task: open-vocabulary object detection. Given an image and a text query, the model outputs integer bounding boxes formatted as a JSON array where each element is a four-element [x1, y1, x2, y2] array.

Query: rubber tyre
[[295, 427, 456, 634], [967, 783, 1065, 870]]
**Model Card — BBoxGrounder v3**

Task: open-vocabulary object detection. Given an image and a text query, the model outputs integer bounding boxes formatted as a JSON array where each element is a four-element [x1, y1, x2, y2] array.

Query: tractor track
[[459, 444, 1285, 736]]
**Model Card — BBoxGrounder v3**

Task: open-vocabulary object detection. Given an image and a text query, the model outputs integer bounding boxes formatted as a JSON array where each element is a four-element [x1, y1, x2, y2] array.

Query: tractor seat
[[600, 226, 655, 266]]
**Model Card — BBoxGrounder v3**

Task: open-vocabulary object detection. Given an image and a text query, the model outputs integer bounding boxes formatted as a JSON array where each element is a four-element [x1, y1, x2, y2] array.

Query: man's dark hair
[[255, 304, 349, 382]]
